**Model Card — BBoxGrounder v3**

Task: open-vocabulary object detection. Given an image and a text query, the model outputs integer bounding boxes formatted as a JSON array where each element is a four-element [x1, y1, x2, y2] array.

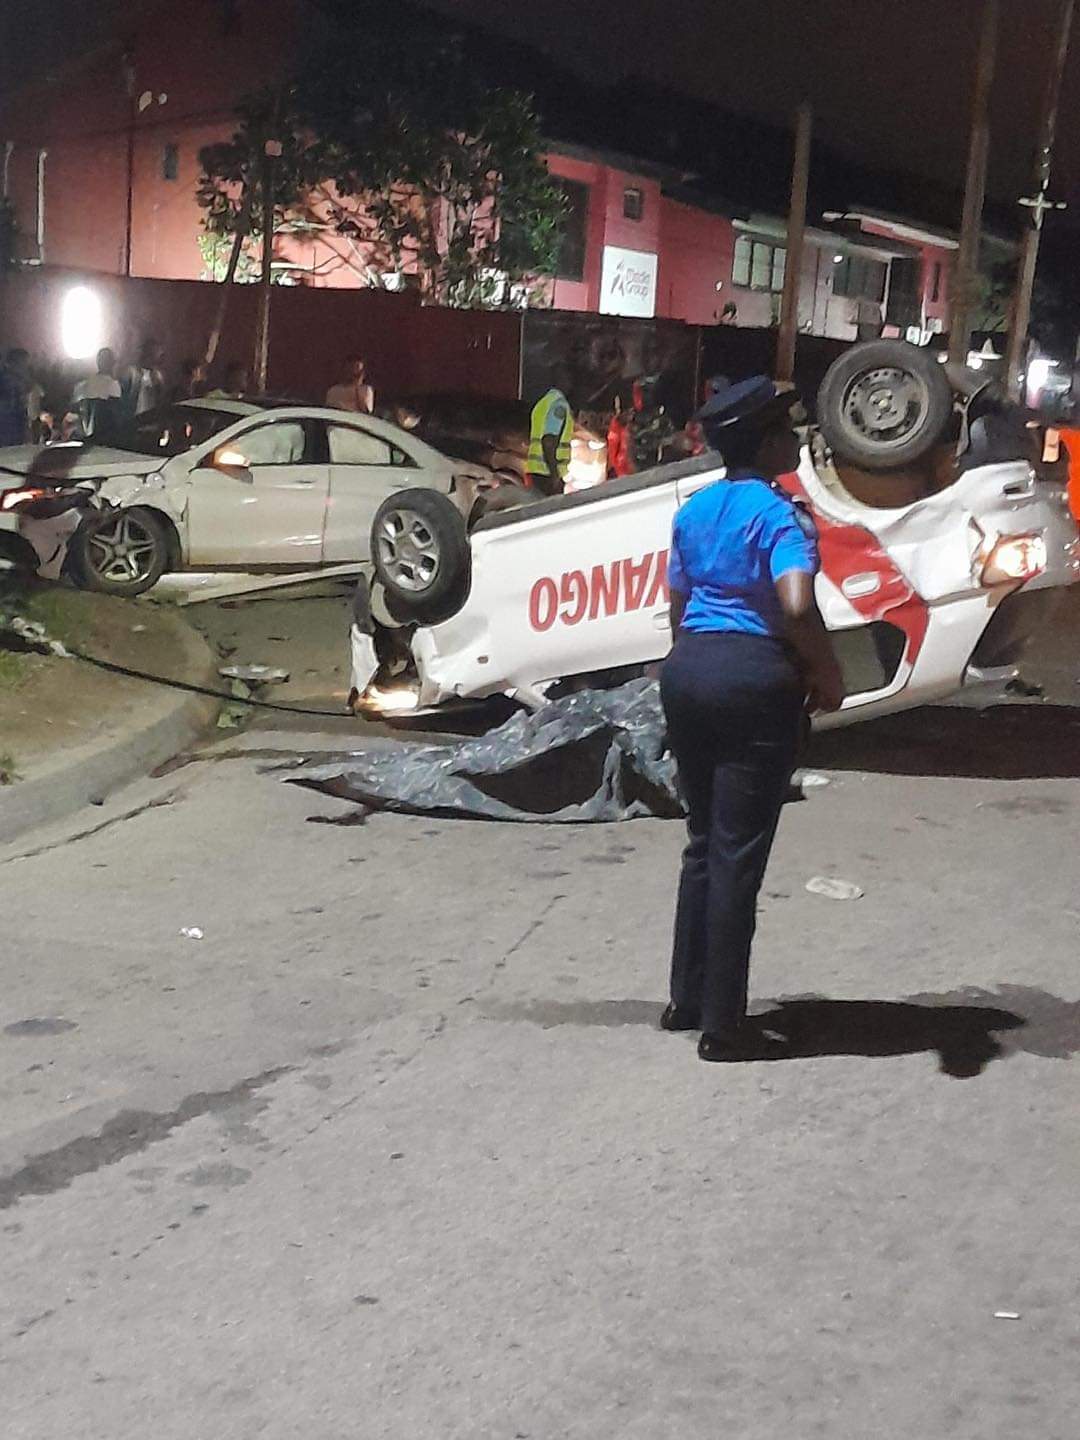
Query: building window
[[832, 254, 888, 304], [732, 235, 786, 293], [622, 186, 644, 221], [162, 143, 179, 181], [555, 178, 589, 282], [930, 261, 942, 303]]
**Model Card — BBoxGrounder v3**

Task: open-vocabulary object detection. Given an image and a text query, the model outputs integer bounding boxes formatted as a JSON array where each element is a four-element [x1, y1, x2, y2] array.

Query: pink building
[[0, 0, 972, 345]]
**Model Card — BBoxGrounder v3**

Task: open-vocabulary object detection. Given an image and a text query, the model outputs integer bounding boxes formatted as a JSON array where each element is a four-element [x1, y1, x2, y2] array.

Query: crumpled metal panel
[[287, 678, 684, 823]]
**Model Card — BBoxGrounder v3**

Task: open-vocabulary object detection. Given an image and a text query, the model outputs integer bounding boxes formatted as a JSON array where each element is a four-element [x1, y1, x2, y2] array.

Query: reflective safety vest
[[527, 388, 574, 479]]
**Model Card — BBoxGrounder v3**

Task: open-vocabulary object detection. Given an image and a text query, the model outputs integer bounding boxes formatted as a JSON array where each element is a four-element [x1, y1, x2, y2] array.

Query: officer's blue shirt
[[669, 477, 819, 637]]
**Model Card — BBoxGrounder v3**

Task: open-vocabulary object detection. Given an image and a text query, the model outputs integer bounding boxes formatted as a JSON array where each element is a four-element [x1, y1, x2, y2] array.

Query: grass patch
[[0, 648, 28, 687]]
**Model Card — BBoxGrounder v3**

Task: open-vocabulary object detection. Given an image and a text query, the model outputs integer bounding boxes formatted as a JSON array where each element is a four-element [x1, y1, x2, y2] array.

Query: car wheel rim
[[841, 367, 931, 451], [87, 514, 159, 584], [376, 509, 441, 593]]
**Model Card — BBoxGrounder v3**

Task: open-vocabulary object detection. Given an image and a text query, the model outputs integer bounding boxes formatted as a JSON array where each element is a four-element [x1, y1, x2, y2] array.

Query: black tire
[[370, 488, 470, 616], [0, 530, 40, 578], [69, 506, 170, 597], [818, 340, 953, 472]]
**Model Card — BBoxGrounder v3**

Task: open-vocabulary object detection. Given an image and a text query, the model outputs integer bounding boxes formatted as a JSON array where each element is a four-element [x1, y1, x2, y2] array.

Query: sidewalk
[[0, 586, 217, 843]]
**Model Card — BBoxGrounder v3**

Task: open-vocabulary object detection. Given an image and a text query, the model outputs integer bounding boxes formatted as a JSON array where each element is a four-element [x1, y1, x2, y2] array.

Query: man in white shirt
[[72, 348, 123, 439], [72, 348, 123, 406], [325, 354, 375, 414]]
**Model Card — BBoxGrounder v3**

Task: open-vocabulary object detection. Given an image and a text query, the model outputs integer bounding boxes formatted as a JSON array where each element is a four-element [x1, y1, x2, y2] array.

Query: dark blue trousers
[[661, 632, 804, 1033]]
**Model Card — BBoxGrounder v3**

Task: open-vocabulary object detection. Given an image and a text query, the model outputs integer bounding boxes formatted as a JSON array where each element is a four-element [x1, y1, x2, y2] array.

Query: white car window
[[329, 424, 410, 467], [235, 421, 306, 466]]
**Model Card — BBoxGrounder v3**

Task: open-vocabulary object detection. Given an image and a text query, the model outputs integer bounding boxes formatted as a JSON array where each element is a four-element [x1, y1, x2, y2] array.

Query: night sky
[[425, 0, 1080, 209], [4, 0, 1080, 213]]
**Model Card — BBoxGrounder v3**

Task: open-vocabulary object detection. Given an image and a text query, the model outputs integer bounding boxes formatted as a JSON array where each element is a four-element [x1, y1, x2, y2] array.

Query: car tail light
[[977, 533, 1047, 587]]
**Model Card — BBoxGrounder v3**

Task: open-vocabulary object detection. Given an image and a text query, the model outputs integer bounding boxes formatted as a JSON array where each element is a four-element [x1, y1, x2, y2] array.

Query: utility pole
[[122, 49, 136, 277], [776, 102, 811, 384], [948, 0, 1000, 366], [253, 134, 281, 395], [1004, 0, 1074, 401]]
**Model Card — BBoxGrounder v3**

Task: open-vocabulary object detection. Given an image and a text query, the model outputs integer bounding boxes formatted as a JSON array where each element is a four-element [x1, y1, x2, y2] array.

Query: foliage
[[195, 11, 566, 307], [196, 87, 318, 277], [972, 254, 1079, 358]]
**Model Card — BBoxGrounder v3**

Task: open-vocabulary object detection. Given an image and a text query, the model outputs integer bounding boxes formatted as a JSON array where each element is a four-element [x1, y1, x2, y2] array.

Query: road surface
[[1, 590, 1078, 1439]]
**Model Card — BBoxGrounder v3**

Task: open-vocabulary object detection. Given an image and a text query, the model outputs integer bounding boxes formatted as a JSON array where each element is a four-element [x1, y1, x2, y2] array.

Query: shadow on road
[[492, 986, 1080, 1079], [805, 704, 1080, 780]]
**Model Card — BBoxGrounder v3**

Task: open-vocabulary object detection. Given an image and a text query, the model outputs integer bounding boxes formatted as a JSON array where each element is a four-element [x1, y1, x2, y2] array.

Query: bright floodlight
[[61, 286, 104, 360]]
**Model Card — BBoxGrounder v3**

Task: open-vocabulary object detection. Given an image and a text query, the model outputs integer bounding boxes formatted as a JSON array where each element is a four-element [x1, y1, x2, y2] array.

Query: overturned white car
[[351, 343, 1080, 728]]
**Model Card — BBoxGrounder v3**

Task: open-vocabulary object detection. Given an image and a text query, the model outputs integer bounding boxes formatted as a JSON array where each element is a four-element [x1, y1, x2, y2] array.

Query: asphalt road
[[1, 592, 1079, 1439]]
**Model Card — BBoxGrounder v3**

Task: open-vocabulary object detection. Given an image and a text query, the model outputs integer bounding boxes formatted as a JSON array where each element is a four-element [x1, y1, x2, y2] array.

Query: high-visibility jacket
[[527, 388, 573, 480]]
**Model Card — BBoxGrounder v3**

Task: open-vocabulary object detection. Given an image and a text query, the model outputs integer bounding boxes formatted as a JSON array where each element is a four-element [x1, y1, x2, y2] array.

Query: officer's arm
[[669, 588, 687, 640], [775, 571, 845, 712]]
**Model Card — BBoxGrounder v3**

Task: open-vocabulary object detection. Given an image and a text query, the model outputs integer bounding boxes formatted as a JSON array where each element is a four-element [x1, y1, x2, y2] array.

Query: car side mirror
[[212, 446, 254, 483]]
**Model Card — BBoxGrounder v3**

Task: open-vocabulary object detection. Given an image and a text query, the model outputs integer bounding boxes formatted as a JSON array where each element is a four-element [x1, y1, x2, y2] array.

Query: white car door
[[185, 418, 329, 567], [322, 421, 429, 563]]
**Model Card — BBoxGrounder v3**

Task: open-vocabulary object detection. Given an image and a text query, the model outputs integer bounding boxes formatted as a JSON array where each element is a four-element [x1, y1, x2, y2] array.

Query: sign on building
[[599, 246, 658, 319]]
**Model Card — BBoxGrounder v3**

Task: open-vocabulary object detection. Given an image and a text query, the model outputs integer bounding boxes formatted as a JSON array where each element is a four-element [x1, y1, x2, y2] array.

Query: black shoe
[[659, 1002, 700, 1032], [698, 1019, 787, 1062]]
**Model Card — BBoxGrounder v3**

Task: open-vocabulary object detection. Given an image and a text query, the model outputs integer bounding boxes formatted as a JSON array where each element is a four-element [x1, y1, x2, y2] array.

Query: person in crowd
[[71, 347, 123, 439], [325, 354, 375, 413], [119, 337, 166, 417], [207, 362, 249, 398], [0, 348, 32, 446], [525, 386, 573, 495], [659, 376, 844, 1062], [171, 357, 209, 402]]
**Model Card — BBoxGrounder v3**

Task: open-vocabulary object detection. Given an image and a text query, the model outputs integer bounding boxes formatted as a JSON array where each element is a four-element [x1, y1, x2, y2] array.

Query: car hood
[[0, 445, 165, 486]]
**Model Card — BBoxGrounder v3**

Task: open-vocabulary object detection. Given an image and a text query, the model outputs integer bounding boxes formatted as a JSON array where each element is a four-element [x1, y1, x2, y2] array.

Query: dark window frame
[[162, 143, 179, 181], [622, 186, 644, 222], [554, 177, 590, 283], [832, 253, 888, 304], [732, 234, 786, 293]]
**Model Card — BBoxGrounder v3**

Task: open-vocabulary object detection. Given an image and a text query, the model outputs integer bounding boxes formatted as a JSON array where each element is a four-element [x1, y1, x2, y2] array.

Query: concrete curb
[[0, 609, 218, 845]]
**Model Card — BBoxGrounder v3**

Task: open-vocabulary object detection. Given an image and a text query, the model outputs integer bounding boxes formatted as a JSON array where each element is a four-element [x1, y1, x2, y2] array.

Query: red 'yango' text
[[528, 550, 669, 632]]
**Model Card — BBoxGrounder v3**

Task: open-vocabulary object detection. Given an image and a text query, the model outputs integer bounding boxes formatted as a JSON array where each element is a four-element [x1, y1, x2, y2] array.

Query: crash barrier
[[2, 265, 849, 419]]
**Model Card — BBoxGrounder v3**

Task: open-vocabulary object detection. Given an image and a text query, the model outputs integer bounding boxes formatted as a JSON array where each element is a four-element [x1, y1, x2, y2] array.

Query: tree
[[196, 9, 566, 311], [295, 25, 565, 306], [196, 87, 316, 364]]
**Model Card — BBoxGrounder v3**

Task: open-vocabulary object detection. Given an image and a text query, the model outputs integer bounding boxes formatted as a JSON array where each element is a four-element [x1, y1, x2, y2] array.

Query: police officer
[[526, 387, 573, 495], [660, 376, 845, 1061]]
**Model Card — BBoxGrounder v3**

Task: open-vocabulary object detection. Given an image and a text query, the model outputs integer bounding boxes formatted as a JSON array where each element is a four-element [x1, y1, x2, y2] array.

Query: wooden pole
[[776, 102, 812, 384], [204, 192, 251, 369], [253, 140, 277, 395], [1005, 0, 1074, 400], [948, 0, 1000, 366]]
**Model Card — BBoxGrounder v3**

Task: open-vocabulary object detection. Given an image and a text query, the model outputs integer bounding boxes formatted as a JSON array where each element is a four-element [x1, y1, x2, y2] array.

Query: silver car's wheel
[[70, 507, 170, 597], [375, 507, 442, 594]]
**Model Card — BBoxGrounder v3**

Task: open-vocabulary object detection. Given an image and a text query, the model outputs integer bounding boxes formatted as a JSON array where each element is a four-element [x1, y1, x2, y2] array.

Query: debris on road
[[993, 1310, 1022, 1320], [179, 926, 204, 940], [286, 678, 685, 823], [805, 876, 865, 901], [218, 664, 290, 685], [216, 663, 290, 729]]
